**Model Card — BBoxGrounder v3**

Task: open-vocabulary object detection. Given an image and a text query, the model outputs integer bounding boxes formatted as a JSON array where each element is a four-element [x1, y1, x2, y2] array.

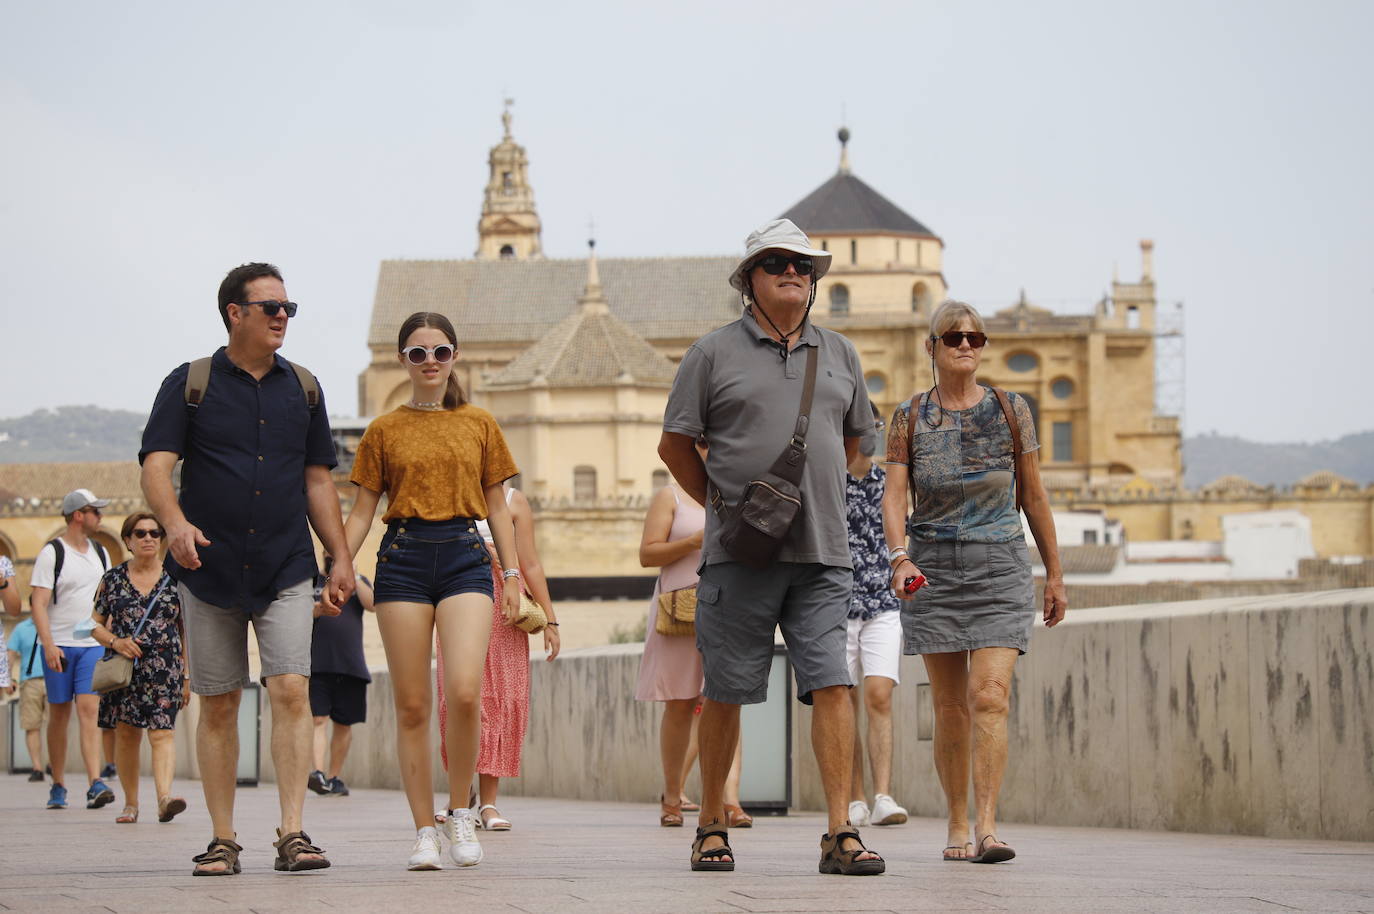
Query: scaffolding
[[1155, 300, 1185, 429]]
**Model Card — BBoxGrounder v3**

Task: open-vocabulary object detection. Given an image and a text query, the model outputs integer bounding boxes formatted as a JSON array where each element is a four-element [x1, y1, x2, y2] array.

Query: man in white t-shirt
[[30, 488, 114, 811]]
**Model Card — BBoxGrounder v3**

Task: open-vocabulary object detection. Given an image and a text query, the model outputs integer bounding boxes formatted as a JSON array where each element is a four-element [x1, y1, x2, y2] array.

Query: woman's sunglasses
[[402, 344, 456, 365], [130, 528, 165, 540], [238, 300, 299, 318], [935, 331, 988, 349], [754, 254, 815, 276]]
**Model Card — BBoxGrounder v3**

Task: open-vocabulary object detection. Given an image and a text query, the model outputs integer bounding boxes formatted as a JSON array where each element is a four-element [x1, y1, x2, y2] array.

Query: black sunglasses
[[130, 528, 165, 540], [754, 254, 814, 277], [238, 300, 299, 318], [935, 331, 988, 349]]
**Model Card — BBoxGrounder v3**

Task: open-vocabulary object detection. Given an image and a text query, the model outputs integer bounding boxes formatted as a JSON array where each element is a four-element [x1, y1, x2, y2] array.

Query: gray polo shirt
[[664, 309, 872, 569]]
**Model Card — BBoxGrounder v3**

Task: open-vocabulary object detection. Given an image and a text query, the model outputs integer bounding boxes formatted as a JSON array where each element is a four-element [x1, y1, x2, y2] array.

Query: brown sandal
[[819, 827, 885, 876], [157, 795, 187, 823], [115, 805, 138, 824], [690, 824, 734, 872], [273, 829, 331, 871], [192, 836, 243, 876], [660, 794, 683, 827], [724, 803, 753, 828]]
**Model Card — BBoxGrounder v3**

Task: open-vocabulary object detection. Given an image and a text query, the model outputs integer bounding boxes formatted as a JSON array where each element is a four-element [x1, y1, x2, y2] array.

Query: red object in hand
[[903, 574, 926, 594]]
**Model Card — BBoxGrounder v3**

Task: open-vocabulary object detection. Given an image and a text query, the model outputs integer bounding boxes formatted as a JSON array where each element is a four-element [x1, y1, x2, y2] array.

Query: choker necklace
[[408, 399, 445, 411]]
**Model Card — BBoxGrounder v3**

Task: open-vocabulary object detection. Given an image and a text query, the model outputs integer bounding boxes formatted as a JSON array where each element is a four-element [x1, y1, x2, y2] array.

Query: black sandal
[[819, 827, 885, 876], [273, 829, 331, 872], [690, 824, 734, 872], [191, 836, 243, 876]]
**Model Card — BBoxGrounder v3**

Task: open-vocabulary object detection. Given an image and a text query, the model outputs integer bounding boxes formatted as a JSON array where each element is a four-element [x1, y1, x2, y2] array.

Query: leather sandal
[[679, 795, 701, 812], [690, 824, 734, 872], [660, 794, 684, 827], [724, 803, 753, 828], [115, 805, 138, 824], [192, 836, 243, 876], [968, 834, 1016, 864], [157, 795, 187, 823], [819, 827, 885, 876], [273, 829, 331, 871]]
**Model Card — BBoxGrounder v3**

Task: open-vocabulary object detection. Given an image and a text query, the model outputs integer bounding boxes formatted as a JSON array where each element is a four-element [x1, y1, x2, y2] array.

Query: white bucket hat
[[728, 218, 832, 292]]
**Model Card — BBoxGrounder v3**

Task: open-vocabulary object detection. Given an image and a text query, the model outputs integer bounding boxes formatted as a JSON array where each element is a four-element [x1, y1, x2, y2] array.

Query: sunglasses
[[402, 344, 456, 365], [935, 331, 988, 349], [81, 506, 102, 517], [238, 300, 299, 318], [130, 528, 165, 540], [754, 254, 815, 277]]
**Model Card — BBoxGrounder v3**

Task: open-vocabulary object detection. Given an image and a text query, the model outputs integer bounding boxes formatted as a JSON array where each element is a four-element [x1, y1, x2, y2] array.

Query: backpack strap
[[26, 634, 41, 678], [991, 387, 1024, 514], [184, 355, 318, 411], [47, 540, 65, 601], [91, 540, 108, 571], [185, 357, 214, 407]]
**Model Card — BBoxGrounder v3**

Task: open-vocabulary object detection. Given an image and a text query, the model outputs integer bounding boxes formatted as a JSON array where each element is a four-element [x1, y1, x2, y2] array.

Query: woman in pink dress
[[437, 485, 559, 830], [635, 475, 748, 828]]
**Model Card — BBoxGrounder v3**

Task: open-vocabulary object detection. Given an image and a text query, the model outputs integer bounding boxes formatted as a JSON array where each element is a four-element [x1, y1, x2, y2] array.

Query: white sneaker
[[407, 826, 442, 870], [848, 799, 871, 827], [872, 793, 908, 826], [442, 808, 483, 866]]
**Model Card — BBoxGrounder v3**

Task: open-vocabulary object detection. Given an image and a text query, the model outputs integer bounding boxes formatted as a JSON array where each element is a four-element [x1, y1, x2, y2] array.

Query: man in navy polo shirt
[[141, 262, 355, 876]]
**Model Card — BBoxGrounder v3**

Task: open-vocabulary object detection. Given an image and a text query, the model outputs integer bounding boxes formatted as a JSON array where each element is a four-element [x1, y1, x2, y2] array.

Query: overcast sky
[[2, 0, 1370, 444]]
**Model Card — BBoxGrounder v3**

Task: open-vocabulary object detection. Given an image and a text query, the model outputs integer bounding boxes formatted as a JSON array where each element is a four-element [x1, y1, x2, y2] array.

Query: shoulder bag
[[91, 577, 167, 695], [709, 343, 819, 569]]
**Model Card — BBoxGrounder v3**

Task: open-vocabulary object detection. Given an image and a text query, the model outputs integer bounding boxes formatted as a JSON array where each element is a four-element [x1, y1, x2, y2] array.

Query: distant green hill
[[0, 406, 146, 464], [3, 406, 1372, 488]]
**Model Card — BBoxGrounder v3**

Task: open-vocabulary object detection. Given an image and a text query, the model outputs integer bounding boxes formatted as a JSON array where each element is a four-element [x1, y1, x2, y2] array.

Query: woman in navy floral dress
[[89, 512, 189, 824]]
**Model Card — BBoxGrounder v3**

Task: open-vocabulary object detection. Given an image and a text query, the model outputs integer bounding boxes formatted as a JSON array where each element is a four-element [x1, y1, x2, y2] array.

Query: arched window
[[820, 240, 828, 252], [573, 466, 597, 502], [829, 284, 850, 317], [849, 239, 857, 265], [1126, 305, 1140, 329], [501, 171, 513, 192], [911, 281, 931, 314], [651, 469, 669, 491], [499, 244, 515, 259]]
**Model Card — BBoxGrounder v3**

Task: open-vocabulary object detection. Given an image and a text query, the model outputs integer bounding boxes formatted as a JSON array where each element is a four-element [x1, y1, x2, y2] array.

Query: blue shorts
[[42, 645, 103, 704], [373, 518, 495, 606]]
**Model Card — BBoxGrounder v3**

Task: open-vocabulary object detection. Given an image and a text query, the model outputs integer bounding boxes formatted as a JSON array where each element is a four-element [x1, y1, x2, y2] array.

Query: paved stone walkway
[[2, 773, 1371, 913]]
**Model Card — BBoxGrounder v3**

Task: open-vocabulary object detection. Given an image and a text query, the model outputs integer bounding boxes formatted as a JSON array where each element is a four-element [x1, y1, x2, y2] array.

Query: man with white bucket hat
[[660, 218, 885, 875]]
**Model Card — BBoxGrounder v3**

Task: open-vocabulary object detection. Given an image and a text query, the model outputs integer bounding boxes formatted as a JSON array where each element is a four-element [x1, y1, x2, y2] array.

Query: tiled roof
[[369, 257, 742, 347], [1030, 544, 1121, 575], [0, 461, 143, 501], [1295, 470, 1358, 492], [488, 303, 678, 389], [780, 172, 937, 238], [1201, 474, 1266, 494]]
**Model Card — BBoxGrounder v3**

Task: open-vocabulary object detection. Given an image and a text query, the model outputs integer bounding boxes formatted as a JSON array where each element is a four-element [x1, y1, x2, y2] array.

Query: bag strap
[[185, 356, 319, 410], [92, 541, 108, 571], [47, 540, 65, 599], [26, 634, 41, 677], [709, 342, 819, 515], [991, 387, 1024, 514], [907, 394, 920, 515], [127, 576, 169, 645]]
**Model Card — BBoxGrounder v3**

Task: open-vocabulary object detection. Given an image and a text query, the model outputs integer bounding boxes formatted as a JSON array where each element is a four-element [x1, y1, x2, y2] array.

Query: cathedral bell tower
[[476, 99, 543, 260]]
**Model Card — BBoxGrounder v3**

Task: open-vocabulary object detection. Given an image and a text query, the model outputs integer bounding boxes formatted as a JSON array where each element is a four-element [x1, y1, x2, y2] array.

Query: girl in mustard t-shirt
[[343, 311, 522, 871]]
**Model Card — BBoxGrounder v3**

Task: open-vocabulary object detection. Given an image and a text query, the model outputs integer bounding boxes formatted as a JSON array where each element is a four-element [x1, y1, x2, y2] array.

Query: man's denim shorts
[[373, 518, 495, 606]]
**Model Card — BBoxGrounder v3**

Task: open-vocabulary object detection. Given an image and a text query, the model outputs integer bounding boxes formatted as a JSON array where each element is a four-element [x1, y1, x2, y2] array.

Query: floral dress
[[95, 564, 184, 731]]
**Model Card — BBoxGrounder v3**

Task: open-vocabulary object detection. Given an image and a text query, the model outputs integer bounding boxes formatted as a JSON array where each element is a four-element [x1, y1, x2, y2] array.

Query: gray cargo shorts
[[695, 561, 853, 706], [179, 579, 314, 696]]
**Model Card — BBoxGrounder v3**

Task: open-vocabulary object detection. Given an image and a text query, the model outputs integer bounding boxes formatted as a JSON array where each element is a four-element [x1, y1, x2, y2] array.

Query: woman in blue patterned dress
[[883, 300, 1067, 863], [89, 512, 189, 824]]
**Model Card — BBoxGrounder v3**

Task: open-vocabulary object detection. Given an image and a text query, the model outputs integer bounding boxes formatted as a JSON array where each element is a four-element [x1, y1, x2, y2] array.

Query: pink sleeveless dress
[[634, 486, 705, 702]]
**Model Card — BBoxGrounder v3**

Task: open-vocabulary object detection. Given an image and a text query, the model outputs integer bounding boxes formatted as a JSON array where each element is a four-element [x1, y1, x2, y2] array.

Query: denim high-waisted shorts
[[372, 517, 495, 606]]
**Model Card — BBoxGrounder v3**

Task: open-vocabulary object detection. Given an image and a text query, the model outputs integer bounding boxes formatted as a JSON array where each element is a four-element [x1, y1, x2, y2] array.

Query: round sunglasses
[[934, 331, 988, 349], [401, 344, 456, 365]]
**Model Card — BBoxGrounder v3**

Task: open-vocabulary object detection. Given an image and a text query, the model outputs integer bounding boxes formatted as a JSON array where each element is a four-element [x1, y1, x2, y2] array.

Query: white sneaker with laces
[[872, 793, 908, 825], [407, 826, 442, 870], [848, 799, 871, 827], [442, 808, 483, 866]]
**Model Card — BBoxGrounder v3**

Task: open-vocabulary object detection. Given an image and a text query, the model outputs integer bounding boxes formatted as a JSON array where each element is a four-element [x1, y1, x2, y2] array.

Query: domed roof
[[1295, 470, 1358, 491]]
